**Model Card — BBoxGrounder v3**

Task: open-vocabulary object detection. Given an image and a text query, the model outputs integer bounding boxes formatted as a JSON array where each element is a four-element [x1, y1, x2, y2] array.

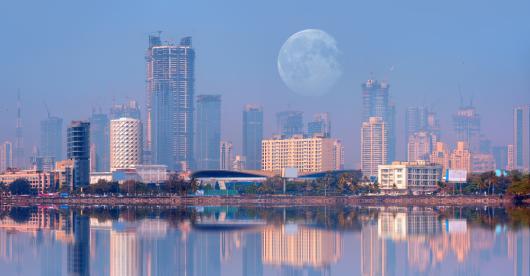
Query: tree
[[9, 179, 32, 195], [507, 175, 530, 197]]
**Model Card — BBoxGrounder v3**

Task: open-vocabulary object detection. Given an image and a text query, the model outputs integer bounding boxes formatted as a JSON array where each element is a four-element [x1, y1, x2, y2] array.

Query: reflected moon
[[277, 29, 342, 96]]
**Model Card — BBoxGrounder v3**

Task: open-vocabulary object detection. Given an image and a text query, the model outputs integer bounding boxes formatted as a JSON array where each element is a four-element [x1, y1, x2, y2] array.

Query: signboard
[[445, 169, 467, 183], [282, 167, 298, 178]]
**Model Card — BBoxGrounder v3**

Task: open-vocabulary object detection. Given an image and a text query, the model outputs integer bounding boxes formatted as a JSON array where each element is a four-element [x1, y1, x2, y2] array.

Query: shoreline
[[0, 194, 514, 207]]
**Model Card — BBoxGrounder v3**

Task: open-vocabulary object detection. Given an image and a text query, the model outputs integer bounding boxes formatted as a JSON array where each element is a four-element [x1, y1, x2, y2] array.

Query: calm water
[[0, 205, 529, 276]]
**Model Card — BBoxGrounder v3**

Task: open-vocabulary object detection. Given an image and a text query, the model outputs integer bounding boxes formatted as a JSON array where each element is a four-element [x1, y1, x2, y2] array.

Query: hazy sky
[[0, 0, 529, 167]]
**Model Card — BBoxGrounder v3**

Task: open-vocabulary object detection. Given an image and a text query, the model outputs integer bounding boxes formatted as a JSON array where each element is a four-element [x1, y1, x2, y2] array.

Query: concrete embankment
[[0, 195, 511, 207]]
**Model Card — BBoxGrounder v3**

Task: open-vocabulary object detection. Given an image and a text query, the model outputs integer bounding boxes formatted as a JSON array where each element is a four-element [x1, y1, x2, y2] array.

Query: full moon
[[277, 29, 342, 97]]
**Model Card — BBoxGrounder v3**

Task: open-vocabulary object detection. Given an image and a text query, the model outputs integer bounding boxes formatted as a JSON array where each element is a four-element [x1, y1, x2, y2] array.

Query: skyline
[[0, 0, 529, 167]]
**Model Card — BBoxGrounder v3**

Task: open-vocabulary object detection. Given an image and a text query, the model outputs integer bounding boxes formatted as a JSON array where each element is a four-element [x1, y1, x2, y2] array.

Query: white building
[[361, 117, 388, 178], [110, 118, 142, 171], [261, 135, 344, 174], [378, 161, 442, 194], [134, 164, 168, 184]]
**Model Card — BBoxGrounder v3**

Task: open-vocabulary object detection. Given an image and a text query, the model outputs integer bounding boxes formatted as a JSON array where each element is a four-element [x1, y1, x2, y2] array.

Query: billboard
[[445, 169, 467, 183], [282, 167, 298, 178]]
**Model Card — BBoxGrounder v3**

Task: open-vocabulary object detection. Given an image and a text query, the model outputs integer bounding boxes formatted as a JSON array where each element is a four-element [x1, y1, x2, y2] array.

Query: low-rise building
[[0, 169, 55, 192], [55, 160, 75, 191], [134, 164, 168, 184], [378, 161, 442, 195]]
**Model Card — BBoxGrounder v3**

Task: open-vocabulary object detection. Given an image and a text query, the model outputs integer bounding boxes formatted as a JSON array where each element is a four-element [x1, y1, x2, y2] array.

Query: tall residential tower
[[146, 33, 195, 171]]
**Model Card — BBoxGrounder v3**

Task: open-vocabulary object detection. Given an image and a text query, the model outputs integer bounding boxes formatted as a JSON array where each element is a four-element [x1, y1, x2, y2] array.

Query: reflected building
[[243, 232, 263, 276], [262, 224, 342, 269], [110, 228, 139, 276], [67, 213, 90, 276]]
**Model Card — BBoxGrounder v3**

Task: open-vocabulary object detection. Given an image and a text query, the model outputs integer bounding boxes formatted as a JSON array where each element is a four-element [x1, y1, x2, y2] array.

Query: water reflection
[[0, 205, 528, 275]]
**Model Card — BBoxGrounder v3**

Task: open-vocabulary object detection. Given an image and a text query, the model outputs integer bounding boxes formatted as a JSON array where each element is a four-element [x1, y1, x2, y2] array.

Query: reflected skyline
[[0, 206, 528, 275]]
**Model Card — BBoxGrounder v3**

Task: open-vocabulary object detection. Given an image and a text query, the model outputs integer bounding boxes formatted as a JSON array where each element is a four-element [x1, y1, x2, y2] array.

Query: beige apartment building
[[430, 142, 450, 173], [261, 135, 344, 174], [450, 141, 472, 173]]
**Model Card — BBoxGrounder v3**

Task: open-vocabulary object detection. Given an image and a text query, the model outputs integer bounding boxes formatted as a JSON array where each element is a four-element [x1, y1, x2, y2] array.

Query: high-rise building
[[110, 118, 142, 171], [146, 34, 195, 171], [307, 112, 331, 138], [407, 131, 437, 162], [14, 92, 25, 169], [492, 146, 508, 171], [261, 135, 344, 174], [361, 117, 388, 178], [362, 80, 395, 162], [219, 141, 233, 171], [514, 105, 530, 172], [450, 141, 472, 173], [430, 142, 450, 174], [242, 105, 263, 170], [507, 144, 515, 171], [195, 95, 221, 170], [67, 121, 90, 190], [471, 153, 496, 173], [453, 106, 481, 153], [276, 110, 303, 137], [0, 141, 13, 173], [40, 116, 63, 162], [89, 111, 110, 172], [110, 100, 141, 120]]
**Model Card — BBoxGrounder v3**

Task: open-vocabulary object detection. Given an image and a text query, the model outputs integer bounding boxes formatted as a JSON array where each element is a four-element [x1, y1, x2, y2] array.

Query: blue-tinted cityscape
[[0, 1, 529, 275]]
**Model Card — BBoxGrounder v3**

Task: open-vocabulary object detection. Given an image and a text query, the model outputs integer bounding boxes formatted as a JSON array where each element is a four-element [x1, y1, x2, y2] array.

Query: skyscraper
[[276, 110, 303, 137], [195, 95, 221, 170], [361, 117, 388, 178], [146, 34, 195, 171], [514, 105, 530, 172], [307, 112, 331, 138], [219, 141, 233, 171], [242, 105, 263, 170], [0, 141, 13, 172], [453, 105, 481, 153], [110, 100, 141, 120], [67, 121, 90, 190], [14, 92, 25, 169], [492, 146, 509, 171], [40, 116, 63, 161], [89, 111, 110, 172], [362, 80, 395, 161], [407, 131, 437, 162], [110, 118, 142, 171], [405, 107, 440, 157]]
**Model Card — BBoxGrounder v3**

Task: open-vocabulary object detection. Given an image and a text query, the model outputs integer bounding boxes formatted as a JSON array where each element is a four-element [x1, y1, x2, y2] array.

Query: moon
[[277, 29, 342, 97]]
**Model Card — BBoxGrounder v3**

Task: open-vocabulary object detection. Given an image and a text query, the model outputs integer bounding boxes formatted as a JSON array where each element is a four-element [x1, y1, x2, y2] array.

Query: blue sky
[[0, 0, 529, 166]]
